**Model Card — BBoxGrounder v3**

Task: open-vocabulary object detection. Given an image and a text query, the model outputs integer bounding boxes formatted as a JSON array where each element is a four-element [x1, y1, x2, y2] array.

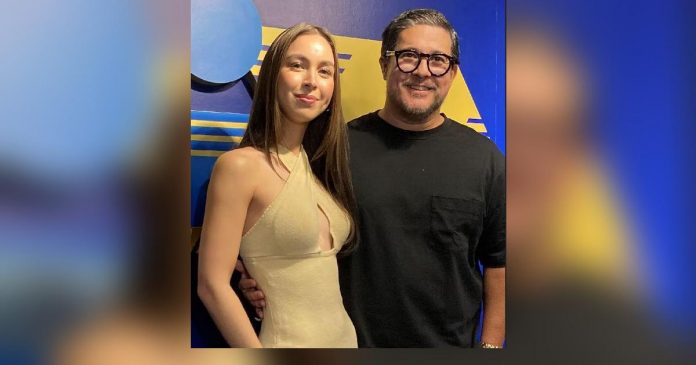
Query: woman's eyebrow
[[285, 54, 335, 67]]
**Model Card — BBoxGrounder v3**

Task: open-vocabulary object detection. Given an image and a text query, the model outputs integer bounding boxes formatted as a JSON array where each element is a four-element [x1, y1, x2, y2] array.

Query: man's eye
[[431, 55, 448, 64]]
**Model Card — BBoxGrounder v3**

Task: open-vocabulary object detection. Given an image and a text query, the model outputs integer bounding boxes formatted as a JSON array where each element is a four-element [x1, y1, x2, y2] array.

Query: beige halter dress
[[239, 145, 357, 348]]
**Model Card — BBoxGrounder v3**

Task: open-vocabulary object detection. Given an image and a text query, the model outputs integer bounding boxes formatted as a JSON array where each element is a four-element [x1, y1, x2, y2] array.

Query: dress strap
[[275, 144, 303, 173]]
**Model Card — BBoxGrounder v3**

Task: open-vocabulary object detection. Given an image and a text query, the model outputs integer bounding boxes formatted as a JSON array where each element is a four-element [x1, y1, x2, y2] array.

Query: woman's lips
[[295, 94, 318, 105]]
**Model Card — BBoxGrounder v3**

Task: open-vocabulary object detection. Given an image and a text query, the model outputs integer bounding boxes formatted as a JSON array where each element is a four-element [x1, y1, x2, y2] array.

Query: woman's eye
[[319, 68, 333, 77]]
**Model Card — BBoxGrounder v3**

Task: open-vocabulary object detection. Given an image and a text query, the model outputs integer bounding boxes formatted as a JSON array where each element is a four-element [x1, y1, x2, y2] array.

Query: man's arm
[[479, 145, 506, 347], [481, 266, 505, 347]]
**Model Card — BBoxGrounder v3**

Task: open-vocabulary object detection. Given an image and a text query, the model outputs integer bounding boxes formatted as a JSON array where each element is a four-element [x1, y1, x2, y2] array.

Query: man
[[240, 9, 505, 348]]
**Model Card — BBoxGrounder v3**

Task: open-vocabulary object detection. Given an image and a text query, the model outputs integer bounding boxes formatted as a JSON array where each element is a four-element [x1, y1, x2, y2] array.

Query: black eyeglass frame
[[384, 49, 459, 77]]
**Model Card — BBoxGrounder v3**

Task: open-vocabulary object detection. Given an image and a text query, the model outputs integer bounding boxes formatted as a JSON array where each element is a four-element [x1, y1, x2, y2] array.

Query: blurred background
[[506, 0, 695, 363], [1, 0, 694, 364]]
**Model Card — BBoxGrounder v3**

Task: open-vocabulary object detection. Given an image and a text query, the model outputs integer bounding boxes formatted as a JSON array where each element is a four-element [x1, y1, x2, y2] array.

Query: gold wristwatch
[[480, 342, 503, 349]]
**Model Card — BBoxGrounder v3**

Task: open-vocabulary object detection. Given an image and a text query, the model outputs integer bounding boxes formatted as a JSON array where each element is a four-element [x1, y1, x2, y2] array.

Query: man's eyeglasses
[[384, 49, 458, 77]]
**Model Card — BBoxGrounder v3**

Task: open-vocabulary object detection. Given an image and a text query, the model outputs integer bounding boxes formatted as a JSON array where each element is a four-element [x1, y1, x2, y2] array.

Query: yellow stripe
[[257, 49, 267, 60], [251, 65, 261, 76], [191, 134, 243, 143], [191, 150, 226, 157], [262, 27, 285, 47], [191, 120, 247, 129], [464, 122, 487, 133]]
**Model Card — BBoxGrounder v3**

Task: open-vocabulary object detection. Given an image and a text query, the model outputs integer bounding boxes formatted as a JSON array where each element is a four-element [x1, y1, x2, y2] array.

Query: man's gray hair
[[381, 9, 460, 60]]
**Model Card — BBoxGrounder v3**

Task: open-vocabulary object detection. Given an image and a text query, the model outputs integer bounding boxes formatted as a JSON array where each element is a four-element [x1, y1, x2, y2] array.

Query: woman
[[196, 23, 358, 348]]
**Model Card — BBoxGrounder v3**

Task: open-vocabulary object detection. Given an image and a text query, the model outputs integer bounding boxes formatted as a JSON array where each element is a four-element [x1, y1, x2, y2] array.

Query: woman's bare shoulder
[[213, 147, 267, 177]]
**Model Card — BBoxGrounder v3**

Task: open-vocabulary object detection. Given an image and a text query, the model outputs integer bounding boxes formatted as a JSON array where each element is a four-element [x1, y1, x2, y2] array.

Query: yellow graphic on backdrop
[[191, 26, 489, 157], [253, 26, 486, 132]]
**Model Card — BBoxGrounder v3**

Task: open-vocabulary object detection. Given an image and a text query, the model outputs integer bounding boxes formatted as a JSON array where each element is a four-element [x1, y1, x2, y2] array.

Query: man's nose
[[412, 56, 431, 77]]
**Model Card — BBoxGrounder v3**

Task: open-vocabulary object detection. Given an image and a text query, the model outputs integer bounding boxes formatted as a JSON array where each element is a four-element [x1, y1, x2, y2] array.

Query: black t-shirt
[[339, 111, 505, 347]]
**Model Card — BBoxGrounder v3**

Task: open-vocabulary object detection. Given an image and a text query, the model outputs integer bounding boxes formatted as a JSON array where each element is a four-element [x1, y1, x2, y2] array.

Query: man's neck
[[377, 107, 445, 132]]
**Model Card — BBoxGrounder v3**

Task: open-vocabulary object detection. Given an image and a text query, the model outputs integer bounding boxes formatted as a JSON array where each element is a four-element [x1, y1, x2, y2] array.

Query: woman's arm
[[197, 150, 262, 348]]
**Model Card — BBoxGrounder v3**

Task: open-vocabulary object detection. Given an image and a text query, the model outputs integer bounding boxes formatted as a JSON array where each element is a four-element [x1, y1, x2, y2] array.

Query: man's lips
[[405, 84, 435, 91], [295, 94, 318, 104]]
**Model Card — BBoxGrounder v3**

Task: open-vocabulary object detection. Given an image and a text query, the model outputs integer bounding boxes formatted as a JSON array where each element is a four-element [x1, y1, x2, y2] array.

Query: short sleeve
[[477, 148, 506, 267]]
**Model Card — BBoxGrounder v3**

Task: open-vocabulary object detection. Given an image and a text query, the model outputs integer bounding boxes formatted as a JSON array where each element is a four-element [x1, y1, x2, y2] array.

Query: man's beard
[[388, 87, 445, 123]]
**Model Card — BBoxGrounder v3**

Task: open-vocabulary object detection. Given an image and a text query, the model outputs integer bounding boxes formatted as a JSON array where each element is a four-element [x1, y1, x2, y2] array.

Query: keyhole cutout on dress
[[316, 204, 334, 252]]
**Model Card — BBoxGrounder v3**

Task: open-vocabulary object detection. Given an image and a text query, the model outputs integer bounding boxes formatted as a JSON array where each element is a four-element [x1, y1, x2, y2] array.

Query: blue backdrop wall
[[191, 0, 505, 229]]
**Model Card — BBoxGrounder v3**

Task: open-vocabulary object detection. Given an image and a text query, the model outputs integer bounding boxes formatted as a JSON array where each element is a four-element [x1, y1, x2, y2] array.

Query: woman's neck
[[278, 120, 307, 155]]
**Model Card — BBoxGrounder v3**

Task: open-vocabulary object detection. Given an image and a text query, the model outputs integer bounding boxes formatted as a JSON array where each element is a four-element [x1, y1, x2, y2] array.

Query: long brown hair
[[239, 23, 358, 253]]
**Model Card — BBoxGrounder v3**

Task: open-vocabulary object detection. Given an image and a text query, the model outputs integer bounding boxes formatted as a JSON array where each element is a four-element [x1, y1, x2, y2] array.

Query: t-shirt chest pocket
[[429, 196, 484, 253]]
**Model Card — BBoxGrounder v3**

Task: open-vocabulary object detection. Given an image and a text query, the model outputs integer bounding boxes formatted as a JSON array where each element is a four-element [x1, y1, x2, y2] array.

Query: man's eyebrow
[[396, 46, 449, 54]]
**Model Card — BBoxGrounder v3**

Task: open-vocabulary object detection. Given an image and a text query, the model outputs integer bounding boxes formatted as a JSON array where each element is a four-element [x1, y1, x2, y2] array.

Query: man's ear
[[450, 64, 459, 79], [379, 57, 388, 80]]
